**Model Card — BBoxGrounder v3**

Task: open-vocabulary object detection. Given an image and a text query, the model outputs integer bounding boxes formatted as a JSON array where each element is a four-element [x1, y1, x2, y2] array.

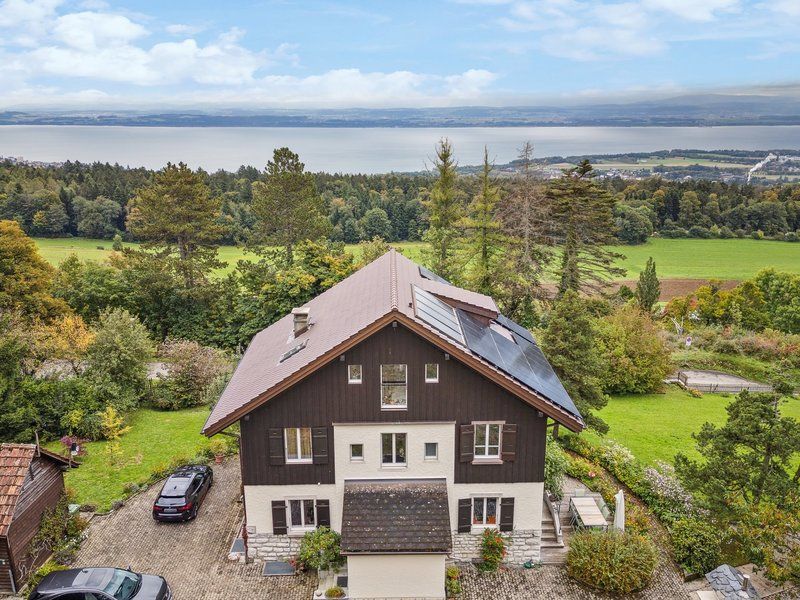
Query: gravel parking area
[[73, 459, 315, 600]]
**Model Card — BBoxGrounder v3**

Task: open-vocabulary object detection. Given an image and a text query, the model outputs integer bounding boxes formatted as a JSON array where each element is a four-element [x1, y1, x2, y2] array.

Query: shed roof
[[341, 479, 451, 554], [203, 249, 583, 435], [0, 444, 72, 536]]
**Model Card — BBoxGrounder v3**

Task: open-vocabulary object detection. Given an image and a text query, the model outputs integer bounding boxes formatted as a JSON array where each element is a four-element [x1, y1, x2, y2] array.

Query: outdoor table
[[570, 496, 607, 529]]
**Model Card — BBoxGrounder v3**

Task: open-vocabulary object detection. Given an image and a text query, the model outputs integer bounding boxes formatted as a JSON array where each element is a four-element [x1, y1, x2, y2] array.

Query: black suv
[[152, 464, 213, 521], [29, 567, 171, 600]]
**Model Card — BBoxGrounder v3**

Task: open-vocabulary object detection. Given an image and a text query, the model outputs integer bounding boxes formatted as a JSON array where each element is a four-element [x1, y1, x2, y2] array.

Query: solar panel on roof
[[413, 286, 464, 344], [418, 265, 451, 285], [456, 309, 580, 420], [496, 314, 536, 345]]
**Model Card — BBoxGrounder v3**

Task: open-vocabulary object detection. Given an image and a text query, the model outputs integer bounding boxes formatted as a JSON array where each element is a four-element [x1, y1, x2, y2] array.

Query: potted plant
[[209, 438, 227, 464], [299, 527, 345, 597]]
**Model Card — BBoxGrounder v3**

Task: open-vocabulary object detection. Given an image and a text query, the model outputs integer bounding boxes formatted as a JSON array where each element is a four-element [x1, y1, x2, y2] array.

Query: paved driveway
[[73, 459, 315, 599]]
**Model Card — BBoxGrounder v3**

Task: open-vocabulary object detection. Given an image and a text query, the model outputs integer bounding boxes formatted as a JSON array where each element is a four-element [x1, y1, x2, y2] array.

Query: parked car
[[29, 567, 171, 599], [152, 464, 213, 521]]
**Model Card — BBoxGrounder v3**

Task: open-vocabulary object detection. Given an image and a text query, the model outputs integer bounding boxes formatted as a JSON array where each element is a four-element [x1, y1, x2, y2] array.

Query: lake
[[1, 125, 799, 173]]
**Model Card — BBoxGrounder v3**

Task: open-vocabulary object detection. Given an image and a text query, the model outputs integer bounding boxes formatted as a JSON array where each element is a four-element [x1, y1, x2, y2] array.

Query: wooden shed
[[0, 444, 74, 595]]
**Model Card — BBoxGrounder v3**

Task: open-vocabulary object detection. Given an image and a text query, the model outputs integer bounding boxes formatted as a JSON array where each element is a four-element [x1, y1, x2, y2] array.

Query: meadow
[[586, 386, 800, 466], [34, 236, 800, 281]]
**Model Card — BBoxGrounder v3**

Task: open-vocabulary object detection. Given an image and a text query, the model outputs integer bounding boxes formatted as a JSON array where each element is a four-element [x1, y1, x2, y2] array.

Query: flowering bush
[[479, 528, 506, 572], [642, 461, 695, 523]]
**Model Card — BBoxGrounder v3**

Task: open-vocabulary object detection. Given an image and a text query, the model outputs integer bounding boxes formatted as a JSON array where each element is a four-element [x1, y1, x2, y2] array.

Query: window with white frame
[[381, 432, 407, 465], [472, 496, 499, 526], [380, 364, 407, 409], [350, 443, 364, 461], [425, 363, 439, 383], [288, 499, 316, 531], [348, 364, 362, 384], [424, 442, 438, 460], [284, 427, 312, 463], [474, 423, 501, 459]]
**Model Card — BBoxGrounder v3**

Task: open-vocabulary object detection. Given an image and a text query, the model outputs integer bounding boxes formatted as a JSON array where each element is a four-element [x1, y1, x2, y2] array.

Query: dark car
[[152, 464, 213, 521], [29, 567, 170, 600]]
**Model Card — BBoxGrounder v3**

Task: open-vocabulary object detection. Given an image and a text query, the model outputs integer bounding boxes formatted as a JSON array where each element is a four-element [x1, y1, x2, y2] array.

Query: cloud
[[764, 0, 800, 18], [51, 11, 148, 50], [642, 0, 739, 22], [165, 23, 205, 36]]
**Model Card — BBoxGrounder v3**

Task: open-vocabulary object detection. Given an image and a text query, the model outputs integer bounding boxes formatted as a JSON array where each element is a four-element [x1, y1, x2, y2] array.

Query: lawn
[[47, 407, 211, 511], [584, 386, 800, 466], [33, 236, 799, 281]]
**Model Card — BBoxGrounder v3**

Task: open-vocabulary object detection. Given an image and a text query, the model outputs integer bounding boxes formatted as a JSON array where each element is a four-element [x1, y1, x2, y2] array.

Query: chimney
[[292, 307, 311, 337]]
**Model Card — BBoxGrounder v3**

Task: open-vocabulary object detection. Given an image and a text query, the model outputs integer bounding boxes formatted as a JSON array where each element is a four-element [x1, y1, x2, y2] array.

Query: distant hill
[[2, 93, 799, 127]]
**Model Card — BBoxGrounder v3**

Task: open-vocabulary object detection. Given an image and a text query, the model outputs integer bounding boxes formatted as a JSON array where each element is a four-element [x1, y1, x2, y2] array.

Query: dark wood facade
[[240, 323, 547, 486], [0, 456, 66, 594]]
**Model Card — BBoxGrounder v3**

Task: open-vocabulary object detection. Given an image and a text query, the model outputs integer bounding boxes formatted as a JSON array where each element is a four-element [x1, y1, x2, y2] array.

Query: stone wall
[[245, 527, 302, 562], [450, 529, 540, 565]]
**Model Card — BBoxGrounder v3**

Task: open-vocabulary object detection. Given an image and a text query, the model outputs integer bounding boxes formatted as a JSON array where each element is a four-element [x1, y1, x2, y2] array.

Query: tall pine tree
[[422, 139, 463, 282], [127, 162, 223, 288], [251, 147, 329, 266], [460, 147, 506, 296], [541, 290, 609, 433], [545, 160, 624, 296]]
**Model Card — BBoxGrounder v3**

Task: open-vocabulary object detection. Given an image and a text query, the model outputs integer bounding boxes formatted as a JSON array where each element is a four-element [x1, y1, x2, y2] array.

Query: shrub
[[155, 339, 229, 409], [479, 528, 506, 572], [751, 230, 764, 240], [445, 566, 462, 597], [26, 561, 66, 598], [670, 517, 722, 575], [784, 232, 799, 242], [544, 441, 568, 500], [325, 587, 345, 598], [566, 530, 658, 594], [641, 461, 695, 524], [719, 226, 735, 239], [688, 225, 712, 239], [298, 527, 345, 572], [112, 234, 123, 251]]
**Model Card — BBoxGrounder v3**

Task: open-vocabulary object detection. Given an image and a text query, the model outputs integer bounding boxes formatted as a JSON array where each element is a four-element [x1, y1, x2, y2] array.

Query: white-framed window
[[284, 427, 312, 463], [472, 496, 499, 527], [425, 363, 439, 383], [288, 498, 316, 531], [424, 442, 438, 460], [474, 423, 502, 459], [348, 364, 362, 384], [381, 364, 407, 409], [350, 443, 364, 461], [381, 432, 407, 466]]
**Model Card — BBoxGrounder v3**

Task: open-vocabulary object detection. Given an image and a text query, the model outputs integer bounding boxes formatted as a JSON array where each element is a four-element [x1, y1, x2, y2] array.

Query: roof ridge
[[389, 248, 398, 311]]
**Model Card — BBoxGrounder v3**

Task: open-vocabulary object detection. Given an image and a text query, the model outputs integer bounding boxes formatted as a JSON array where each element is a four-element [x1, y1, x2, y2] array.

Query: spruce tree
[[544, 160, 624, 296], [541, 290, 609, 433], [636, 256, 660, 312], [422, 139, 463, 282], [460, 147, 506, 296], [251, 147, 329, 266]]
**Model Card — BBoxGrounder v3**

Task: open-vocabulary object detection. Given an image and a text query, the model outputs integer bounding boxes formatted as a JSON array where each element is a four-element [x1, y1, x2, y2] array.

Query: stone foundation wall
[[450, 530, 540, 565], [245, 527, 302, 562]]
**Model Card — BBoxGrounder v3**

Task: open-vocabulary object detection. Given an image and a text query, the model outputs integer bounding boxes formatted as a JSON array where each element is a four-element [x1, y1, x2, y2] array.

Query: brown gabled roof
[[0, 444, 72, 536], [203, 250, 584, 435], [341, 479, 451, 554]]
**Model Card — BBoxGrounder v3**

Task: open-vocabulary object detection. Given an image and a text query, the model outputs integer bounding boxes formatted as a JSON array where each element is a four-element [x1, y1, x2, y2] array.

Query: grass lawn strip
[[46, 407, 210, 511]]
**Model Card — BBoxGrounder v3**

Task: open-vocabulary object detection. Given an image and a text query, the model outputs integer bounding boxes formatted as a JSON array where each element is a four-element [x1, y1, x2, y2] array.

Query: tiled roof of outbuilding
[[341, 479, 451, 554]]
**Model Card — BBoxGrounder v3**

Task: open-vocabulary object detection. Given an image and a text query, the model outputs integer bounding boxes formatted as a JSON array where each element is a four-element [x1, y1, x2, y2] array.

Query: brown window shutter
[[500, 497, 515, 532], [269, 429, 285, 465], [501, 424, 517, 462], [316, 499, 331, 528], [312, 427, 329, 464], [271, 500, 287, 534], [457, 498, 472, 533], [459, 424, 475, 463]]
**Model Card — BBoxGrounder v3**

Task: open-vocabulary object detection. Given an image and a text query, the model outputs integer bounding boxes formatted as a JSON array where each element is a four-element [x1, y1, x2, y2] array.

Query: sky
[[0, 0, 799, 110]]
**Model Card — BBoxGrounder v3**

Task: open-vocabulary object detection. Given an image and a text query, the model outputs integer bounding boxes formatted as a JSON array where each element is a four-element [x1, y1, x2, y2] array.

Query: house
[[0, 444, 75, 595], [203, 250, 583, 599]]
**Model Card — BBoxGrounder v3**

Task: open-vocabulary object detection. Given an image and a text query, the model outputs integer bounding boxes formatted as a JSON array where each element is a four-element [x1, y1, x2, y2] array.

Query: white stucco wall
[[451, 482, 543, 531], [244, 484, 338, 534], [347, 554, 446, 599]]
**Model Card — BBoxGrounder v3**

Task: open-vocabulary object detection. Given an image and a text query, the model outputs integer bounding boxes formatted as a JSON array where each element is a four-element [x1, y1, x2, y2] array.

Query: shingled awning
[[341, 479, 451, 554]]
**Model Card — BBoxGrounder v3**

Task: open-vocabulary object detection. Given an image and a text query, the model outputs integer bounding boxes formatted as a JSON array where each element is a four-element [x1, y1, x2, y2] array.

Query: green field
[[33, 236, 800, 281], [585, 387, 800, 466], [47, 407, 210, 511]]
